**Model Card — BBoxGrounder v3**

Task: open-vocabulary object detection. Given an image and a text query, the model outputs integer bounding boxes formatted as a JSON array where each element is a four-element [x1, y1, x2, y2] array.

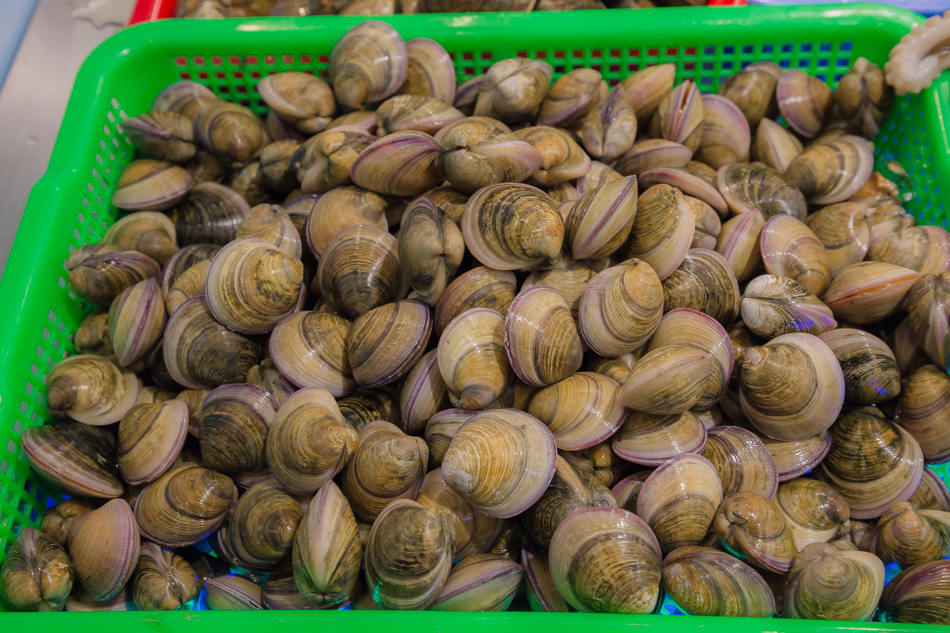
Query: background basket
[[1, 5, 948, 628]]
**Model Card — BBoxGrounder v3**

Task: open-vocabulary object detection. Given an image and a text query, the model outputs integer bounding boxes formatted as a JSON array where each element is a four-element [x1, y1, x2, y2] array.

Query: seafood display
[[4, 19, 950, 627]]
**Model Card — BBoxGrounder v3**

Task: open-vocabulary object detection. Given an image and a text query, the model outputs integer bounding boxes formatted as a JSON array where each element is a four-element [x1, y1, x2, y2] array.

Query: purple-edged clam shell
[[639, 167, 728, 217]]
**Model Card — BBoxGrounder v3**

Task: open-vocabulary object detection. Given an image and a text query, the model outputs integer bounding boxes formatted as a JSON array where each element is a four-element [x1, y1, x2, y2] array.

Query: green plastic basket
[[1, 4, 949, 629]]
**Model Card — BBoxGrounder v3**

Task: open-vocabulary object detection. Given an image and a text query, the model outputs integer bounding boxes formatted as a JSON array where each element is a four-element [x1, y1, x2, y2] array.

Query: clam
[[0, 527, 73, 612], [225, 477, 302, 571], [756, 429, 832, 482], [198, 384, 278, 474], [636, 453, 722, 552], [442, 408, 557, 518], [716, 208, 765, 282], [168, 182, 250, 246], [257, 140, 301, 192], [701, 425, 778, 499], [165, 260, 210, 315], [400, 350, 449, 436], [753, 118, 804, 174], [66, 245, 160, 306], [117, 400, 188, 486], [184, 149, 227, 185], [626, 184, 694, 280], [236, 204, 302, 259], [435, 266, 516, 336], [305, 188, 387, 259], [45, 354, 138, 425], [816, 407, 924, 519], [74, 309, 115, 359], [872, 502, 950, 567], [784, 541, 885, 621], [714, 492, 797, 573], [176, 388, 210, 438], [135, 463, 235, 547], [337, 387, 401, 432], [549, 507, 662, 613], [870, 226, 950, 275], [430, 554, 523, 612], [163, 297, 261, 389], [649, 80, 704, 152], [425, 409, 476, 466], [836, 57, 894, 139], [760, 214, 832, 296], [516, 126, 591, 187], [741, 274, 836, 339], [40, 499, 94, 547], [618, 344, 714, 415], [350, 131, 442, 197], [266, 387, 358, 495], [399, 197, 464, 306], [821, 261, 921, 324], [416, 468, 477, 556], [206, 575, 263, 610], [329, 21, 407, 110], [538, 68, 606, 128], [740, 333, 845, 441], [159, 243, 220, 296], [820, 328, 901, 405], [376, 95, 463, 136], [269, 311, 354, 396], [695, 94, 750, 168], [193, 100, 268, 163], [614, 139, 692, 178], [103, 211, 178, 265], [111, 159, 193, 212], [474, 57, 553, 123], [528, 372, 626, 451], [639, 166, 728, 217], [562, 443, 632, 489], [68, 500, 139, 602], [717, 61, 781, 127], [523, 256, 596, 320], [909, 467, 950, 512], [897, 365, 950, 463], [687, 196, 721, 250], [717, 162, 807, 220], [131, 542, 199, 611], [620, 63, 675, 122], [364, 499, 453, 610], [347, 299, 431, 388], [880, 559, 950, 624], [438, 308, 512, 409], [612, 409, 706, 466], [128, 116, 197, 164], [576, 161, 622, 197], [662, 249, 740, 326], [564, 175, 638, 261], [396, 38, 456, 104], [785, 135, 874, 204], [522, 548, 570, 612], [261, 562, 325, 610], [776, 478, 852, 550], [661, 546, 775, 618], [422, 185, 468, 224], [108, 277, 166, 367], [580, 86, 637, 162], [908, 273, 950, 371], [504, 286, 583, 388], [435, 117, 542, 193], [257, 71, 335, 135], [295, 129, 376, 194], [65, 586, 135, 612], [453, 75, 484, 115], [806, 202, 872, 276], [610, 470, 650, 514], [151, 80, 217, 118], [776, 69, 833, 138], [293, 481, 362, 607]]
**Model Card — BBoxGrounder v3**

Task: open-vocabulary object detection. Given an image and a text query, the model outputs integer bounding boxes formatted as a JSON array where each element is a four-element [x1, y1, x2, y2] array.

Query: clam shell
[[376, 95, 464, 136], [103, 211, 178, 265], [193, 101, 269, 163], [869, 226, 950, 275], [580, 86, 637, 162], [159, 243, 220, 297], [618, 344, 713, 415], [806, 202, 872, 277], [416, 468, 477, 557], [422, 185, 468, 224], [40, 499, 95, 548], [69, 500, 140, 601], [400, 349, 449, 436], [821, 261, 921, 324], [626, 184, 694, 280], [117, 400, 188, 486], [350, 131, 442, 197], [615, 139, 692, 178], [784, 541, 885, 621], [907, 272, 950, 369], [45, 354, 138, 425], [909, 467, 950, 512], [226, 477, 302, 571], [438, 308, 512, 410], [620, 63, 675, 122], [430, 554, 523, 612], [293, 480, 362, 607], [262, 561, 328, 610], [717, 61, 781, 128], [435, 117, 543, 193], [576, 161, 623, 197], [151, 80, 217, 118], [135, 463, 235, 547], [740, 333, 845, 442], [347, 299, 432, 388], [741, 274, 836, 339], [474, 57, 553, 123], [695, 94, 750, 168], [880, 559, 950, 625], [337, 387, 401, 432], [871, 501, 950, 568], [435, 266, 517, 336], [65, 586, 135, 612], [837, 57, 894, 139], [22, 422, 123, 498], [649, 80, 704, 152], [165, 260, 210, 316], [701, 425, 778, 499], [760, 214, 832, 296], [564, 175, 638, 261], [295, 129, 376, 194], [515, 126, 592, 187], [776, 69, 833, 138], [523, 256, 596, 319], [0, 527, 73, 612], [610, 470, 651, 513], [897, 365, 950, 463], [131, 541, 200, 611], [462, 183, 564, 271], [329, 21, 407, 110], [236, 204, 301, 259], [755, 429, 832, 482], [198, 384, 278, 474], [269, 311, 355, 396], [108, 277, 167, 367], [266, 387, 358, 495], [820, 328, 900, 405], [425, 409, 477, 466], [716, 209, 765, 282], [662, 248, 740, 326], [206, 575, 263, 610], [228, 162, 268, 206], [257, 71, 335, 135], [442, 408, 557, 518], [538, 68, 605, 128], [612, 410, 706, 466], [112, 160, 193, 212], [397, 38, 456, 104], [687, 196, 721, 250], [453, 75, 485, 115], [522, 548, 570, 612], [168, 182, 249, 246], [776, 478, 852, 551], [398, 197, 464, 307], [528, 372, 626, 451], [364, 499, 453, 610], [74, 309, 115, 360], [785, 135, 874, 204], [714, 492, 797, 573], [752, 118, 804, 173], [717, 162, 807, 220], [661, 546, 775, 617], [504, 286, 583, 388], [66, 245, 161, 307], [549, 506, 662, 613], [638, 166, 728, 217], [258, 140, 302, 192], [816, 406, 925, 519]]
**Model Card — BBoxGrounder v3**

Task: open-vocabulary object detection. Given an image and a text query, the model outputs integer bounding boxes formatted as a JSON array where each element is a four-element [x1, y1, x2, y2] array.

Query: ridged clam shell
[[821, 261, 921, 325], [615, 139, 692, 178], [619, 344, 713, 415], [515, 126, 591, 187], [564, 175, 638, 261], [74, 309, 115, 360], [206, 575, 263, 610], [462, 183, 563, 271], [295, 130, 376, 194], [785, 135, 874, 205], [717, 162, 806, 220], [112, 160, 193, 212], [151, 80, 216, 118], [165, 260, 209, 316], [337, 387, 400, 432], [740, 333, 845, 442], [430, 554, 523, 612], [103, 211, 178, 265], [580, 86, 636, 162], [522, 548, 570, 612], [620, 63, 675, 121], [649, 80, 704, 152], [741, 274, 836, 339], [257, 71, 335, 135], [108, 277, 167, 367], [168, 182, 249, 246], [523, 257, 596, 319], [662, 248, 740, 327], [425, 409, 477, 466], [907, 273, 950, 370], [637, 453, 723, 552], [717, 61, 781, 128], [610, 470, 651, 514], [662, 546, 775, 617], [135, 463, 235, 547], [776, 478, 852, 550], [40, 499, 94, 547], [198, 384, 278, 473], [638, 167, 728, 217], [292, 480, 362, 607], [159, 243, 220, 297], [626, 184, 694, 280], [228, 162, 268, 206], [701, 425, 778, 499], [753, 118, 803, 173], [259, 140, 302, 192], [376, 95, 464, 136], [0, 527, 73, 612], [838, 57, 893, 139], [871, 502, 950, 568], [350, 131, 442, 197], [714, 492, 797, 573], [269, 311, 354, 396], [612, 410, 706, 466], [687, 196, 721, 250], [504, 286, 583, 388], [266, 387, 358, 495], [364, 499, 452, 610], [45, 354, 138, 425], [329, 21, 407, 110], [236, 204, 301, 259], [193, 101, 268, 163], [397, 38, 456, 104], [755, 428, 832, 482], [880, 559, 950, 625], [716, 209, 765, 282], [869, 226, 950, 275], [528, 372, 626, 451], [225, 477, 302, 571], [435, 117, 542, 193], [398, 197, 464, 307], [549, 507, 662, 613], [131, 542, 199, 611], [820, 328, 900, 405], [117, 400, 188, 486], [438, 308, 512, 410], [348, 299, 431, 388], [898, 365, 950, 463], [806, 202, 872, 277], [776, 69, 833, 138], [341, 420, 428, 523], [760, 214, 832, 296], [22, 422, 122, 498], [909, 467, 950, 512], [538, 68, 605, 128], [695, 94, 750, 169], [453, 75, 484, 115], [442, 408, 557, 518], [262, 562, 325, 611], [66, 245, 161, 307], [435, 266, 517, 336], [416, 468, 477, 557], [68, 499, 139, 601], [816, 407, 924, 519], [784, 541, 885, 621], [578, 259, 662, 358], [474, 58, 553, 123], [400, 350, 449, 435], [422, 185, 468, 224]]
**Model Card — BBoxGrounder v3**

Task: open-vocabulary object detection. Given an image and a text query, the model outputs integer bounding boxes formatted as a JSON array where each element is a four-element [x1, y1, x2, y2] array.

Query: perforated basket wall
[[0, 6, 948, 628]]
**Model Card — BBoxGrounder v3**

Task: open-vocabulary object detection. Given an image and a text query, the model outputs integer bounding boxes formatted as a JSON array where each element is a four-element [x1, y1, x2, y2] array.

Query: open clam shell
[[662, 546, 775, 618]]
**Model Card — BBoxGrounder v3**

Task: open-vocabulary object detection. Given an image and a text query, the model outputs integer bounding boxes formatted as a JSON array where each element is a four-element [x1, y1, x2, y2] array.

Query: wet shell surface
[[626, 184, 694, 280], [329, 21, 407, 110], [776, 478, 852, 551], [430, 554, 524, 612], [198, 384, 279, 474], [741, 274, 837, 339], [435, 266, 517, 336], [784, 541, 885, 621], [713, 492, 797, 573], [611, 409, 706, 466], [822, 261, 921, 325], [45, 354, 139, 426], [21, 421, 123, 499], [820, 328, 901, 405]]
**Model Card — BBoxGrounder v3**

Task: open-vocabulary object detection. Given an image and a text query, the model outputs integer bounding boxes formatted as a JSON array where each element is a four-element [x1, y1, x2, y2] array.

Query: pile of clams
[[4, 20, 950, 626]]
